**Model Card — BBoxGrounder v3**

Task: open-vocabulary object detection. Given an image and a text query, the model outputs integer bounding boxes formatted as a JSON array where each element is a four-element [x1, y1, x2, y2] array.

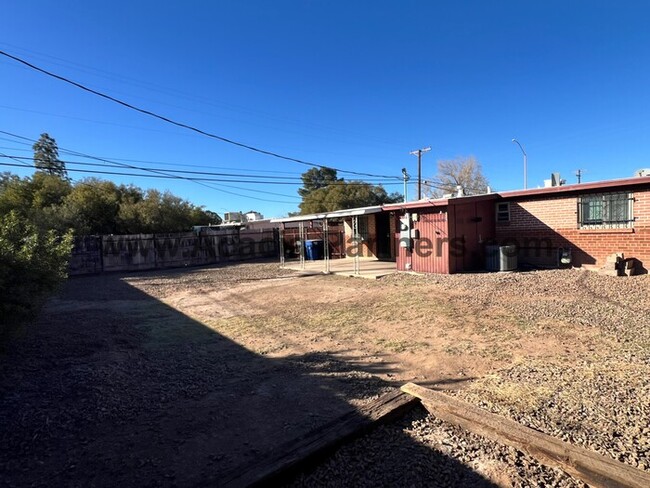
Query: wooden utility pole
[[410, 146, 431, 200]]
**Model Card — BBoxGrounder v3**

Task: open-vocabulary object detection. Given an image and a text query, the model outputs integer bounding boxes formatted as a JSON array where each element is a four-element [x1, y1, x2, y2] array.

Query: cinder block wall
[[496, 189, 650, 268]]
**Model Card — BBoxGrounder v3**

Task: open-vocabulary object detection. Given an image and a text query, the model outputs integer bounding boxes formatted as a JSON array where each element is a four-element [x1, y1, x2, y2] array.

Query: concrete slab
[[282, 258, 397, 280]]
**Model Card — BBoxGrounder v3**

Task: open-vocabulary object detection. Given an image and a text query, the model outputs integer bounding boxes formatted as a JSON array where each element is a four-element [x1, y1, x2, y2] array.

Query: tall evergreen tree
[[33, 133, 68, 179]]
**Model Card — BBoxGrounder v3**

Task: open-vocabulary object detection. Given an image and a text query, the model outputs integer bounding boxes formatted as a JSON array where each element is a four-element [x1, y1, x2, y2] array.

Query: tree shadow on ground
[[0, 270, 494, 487]]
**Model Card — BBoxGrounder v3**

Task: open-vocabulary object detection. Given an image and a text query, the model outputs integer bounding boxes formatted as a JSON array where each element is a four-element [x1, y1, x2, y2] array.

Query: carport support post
[[352, 216, 360, 275], [279, 224, 285, 267], [324, 218, 330, 274], [299, 221, 305, 269]]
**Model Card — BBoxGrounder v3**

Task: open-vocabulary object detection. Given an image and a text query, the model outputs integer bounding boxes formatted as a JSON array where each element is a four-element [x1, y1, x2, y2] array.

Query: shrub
[[0, 211, 73, 331]]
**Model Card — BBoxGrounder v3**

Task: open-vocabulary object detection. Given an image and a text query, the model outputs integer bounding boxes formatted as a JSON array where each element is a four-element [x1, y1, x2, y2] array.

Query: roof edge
[[270, 205, 384, 223], [497, 176, 650, 199]]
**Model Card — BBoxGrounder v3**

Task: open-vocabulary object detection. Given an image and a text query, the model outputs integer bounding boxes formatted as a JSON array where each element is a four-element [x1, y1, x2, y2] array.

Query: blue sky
[[2, 1, 649, 218]]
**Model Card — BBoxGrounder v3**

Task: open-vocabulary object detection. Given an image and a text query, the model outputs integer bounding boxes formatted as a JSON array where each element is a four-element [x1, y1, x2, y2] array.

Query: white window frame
[[496, 202, 510, 222]]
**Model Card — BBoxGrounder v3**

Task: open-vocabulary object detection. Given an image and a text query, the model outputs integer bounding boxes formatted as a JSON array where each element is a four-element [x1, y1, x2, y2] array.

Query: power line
[[0, 131, 302, 203], [0, 131, 401, 192], [0, 133, 306, 176], [0, 130, 402, 209], [0, 152, 31, 167], [0, 162, 302, 204], [0, 42, 410, 150], [0, 49, 402, 181], [0, 153, 401, 185]]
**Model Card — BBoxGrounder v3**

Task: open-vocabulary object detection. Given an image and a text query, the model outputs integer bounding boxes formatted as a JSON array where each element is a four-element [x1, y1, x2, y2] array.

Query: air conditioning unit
[[486, 245, 518, 272], [634, 168, 650, 177]]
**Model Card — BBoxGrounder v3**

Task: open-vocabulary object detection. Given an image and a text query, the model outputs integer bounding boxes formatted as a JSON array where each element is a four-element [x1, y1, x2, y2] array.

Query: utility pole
[[401, 168, 410, 202], [575, 169, 582, 184], [409, 146, 431, 200]]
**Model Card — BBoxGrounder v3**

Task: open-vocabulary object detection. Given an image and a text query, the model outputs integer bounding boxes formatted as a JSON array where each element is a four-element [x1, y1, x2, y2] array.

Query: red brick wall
[[344, 215, 377, 258], [496, 189, 650, 268]]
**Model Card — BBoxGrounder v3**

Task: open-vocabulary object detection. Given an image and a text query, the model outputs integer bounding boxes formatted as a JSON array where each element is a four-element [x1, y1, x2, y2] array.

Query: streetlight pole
[[401, 168, 409, 202], [410, 146, 431, 200], [512, 139, 527, 190]]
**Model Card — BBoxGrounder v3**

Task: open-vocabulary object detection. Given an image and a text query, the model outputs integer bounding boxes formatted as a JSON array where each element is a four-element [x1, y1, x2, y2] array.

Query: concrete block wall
[[496, 188, 650, 268]]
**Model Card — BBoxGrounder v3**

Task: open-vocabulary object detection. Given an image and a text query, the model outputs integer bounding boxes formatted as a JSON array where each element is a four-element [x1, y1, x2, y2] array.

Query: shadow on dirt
[[0, 270, 493, 487]]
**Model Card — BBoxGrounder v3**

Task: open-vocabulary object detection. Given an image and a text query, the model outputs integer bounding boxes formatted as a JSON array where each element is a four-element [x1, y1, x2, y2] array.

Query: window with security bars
[[578, 192, 633, 229]]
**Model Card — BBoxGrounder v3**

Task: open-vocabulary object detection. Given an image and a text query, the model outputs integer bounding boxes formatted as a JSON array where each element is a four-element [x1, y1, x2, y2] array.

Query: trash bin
[[305, 239, 324, 260]]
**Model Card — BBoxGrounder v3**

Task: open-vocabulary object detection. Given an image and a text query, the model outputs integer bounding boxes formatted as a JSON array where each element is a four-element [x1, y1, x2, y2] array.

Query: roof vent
[[634, 168, 650, 177], [550, 173, 566, 187]]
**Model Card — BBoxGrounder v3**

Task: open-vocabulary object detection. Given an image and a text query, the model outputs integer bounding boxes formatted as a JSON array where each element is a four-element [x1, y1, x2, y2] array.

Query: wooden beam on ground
[[221, 389, 419, 488], [401, 382, 650, 488]]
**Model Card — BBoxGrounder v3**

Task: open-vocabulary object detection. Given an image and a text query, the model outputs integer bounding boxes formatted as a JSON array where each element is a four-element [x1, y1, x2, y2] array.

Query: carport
[[271, 205, 396, 278]]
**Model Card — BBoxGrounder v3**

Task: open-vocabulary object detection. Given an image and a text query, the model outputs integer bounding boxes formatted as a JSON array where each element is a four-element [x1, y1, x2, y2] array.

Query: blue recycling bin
[[305, 239, 324, 260]]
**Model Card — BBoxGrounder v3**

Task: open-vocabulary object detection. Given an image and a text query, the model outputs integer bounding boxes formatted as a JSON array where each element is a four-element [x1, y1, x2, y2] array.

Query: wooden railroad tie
[[222, 383, 650, 487], [401, 382, 650, 488], [221, 388, 419, 487]]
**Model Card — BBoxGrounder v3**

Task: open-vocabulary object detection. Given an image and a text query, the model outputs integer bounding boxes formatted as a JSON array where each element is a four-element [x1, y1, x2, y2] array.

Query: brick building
[[273, 176, 650, 275], [495, 176, 650, 270], [384, 176, 650, 274]]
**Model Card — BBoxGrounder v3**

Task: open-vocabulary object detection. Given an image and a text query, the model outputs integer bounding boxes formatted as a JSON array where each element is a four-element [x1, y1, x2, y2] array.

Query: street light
[[401, 168, 410, 202], [512, 139, 527, 190], [409, 146, 431, 199]]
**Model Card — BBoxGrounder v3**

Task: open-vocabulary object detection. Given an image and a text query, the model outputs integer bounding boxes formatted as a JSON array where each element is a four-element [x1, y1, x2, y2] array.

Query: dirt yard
[[1, 261, 648, 486]]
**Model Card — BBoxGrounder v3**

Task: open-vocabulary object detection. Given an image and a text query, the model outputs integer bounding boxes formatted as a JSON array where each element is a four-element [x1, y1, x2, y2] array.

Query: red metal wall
[[394, 197, 496, 274], [396, 209, 450, 274], [448, 200, 496, 273]]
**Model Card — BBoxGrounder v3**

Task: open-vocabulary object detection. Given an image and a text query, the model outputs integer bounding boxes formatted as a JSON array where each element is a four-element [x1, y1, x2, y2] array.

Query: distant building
[[245, 211, 264, 222], [223, 210, 264, 223], [223, 211, 243, 224]]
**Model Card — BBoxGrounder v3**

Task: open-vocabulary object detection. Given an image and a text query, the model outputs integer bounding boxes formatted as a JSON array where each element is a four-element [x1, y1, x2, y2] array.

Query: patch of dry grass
[[443, 340, 475, 356], [208, 302, 368, 341], [464, 373, 554, 413], [375, 338, 430, 353]]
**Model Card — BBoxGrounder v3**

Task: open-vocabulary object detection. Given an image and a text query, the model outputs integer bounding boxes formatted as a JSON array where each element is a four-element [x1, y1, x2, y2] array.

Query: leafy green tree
[[0, 170, 221, 236], [117, 189, 220, 234], [115, 184, 145, 234], [29, 173, 72, 232], [299, 180, 401, 214], [0, 173, 33, 217], [59, 179, 122, 234], [298, 167, 342, 198], [0, 210, 73, 329], [201, 210, 222, 226], [0, 172, 71, 232], [31, 172, 72, 208], [33, 133, 68, 179]]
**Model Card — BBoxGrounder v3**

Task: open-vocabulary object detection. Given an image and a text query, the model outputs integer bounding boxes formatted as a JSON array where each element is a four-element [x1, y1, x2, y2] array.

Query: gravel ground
[[0, 262, 397, 487], [290, 406, 584, 488], [292, 269, 650, 486], [2, 264, 648, 487], [394, 268, 650, 360], [122, 261, 298, 298]]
